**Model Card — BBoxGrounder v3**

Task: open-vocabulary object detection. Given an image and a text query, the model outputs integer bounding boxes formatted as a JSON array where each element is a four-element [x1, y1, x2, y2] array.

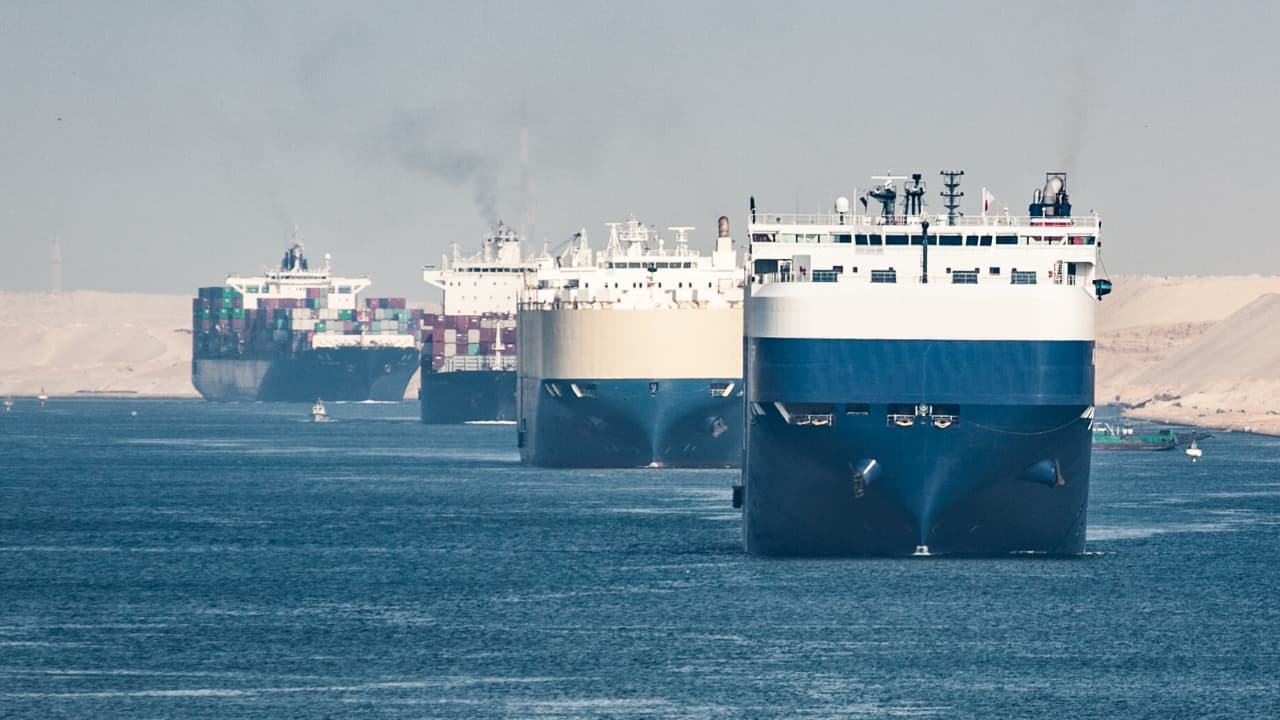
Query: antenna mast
[[940, 170, 965, 226], [50, 238, 63, 294]]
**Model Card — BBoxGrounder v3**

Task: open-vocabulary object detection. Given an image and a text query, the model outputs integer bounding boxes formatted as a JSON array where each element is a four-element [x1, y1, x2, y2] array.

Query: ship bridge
[[520, 215, 744, 311], [225, 232, 371, 311], [424, 222, 539, 316], [747, 172, 1104, 295]]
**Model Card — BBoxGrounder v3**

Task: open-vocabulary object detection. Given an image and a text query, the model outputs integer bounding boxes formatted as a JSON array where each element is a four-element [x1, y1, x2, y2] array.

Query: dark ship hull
[[192, 347, 420, 402], [419, 370, 517, 423], [518, 378, 743, 468]]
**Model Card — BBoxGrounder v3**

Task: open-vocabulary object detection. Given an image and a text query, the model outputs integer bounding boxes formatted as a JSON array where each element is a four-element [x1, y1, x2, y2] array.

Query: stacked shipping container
[[193, 287, 425, 361], [418, 313, 518, 371]]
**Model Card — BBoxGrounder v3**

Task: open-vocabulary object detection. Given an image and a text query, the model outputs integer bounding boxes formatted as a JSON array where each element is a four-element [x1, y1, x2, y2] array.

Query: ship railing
[[439, 355, 517, 373], [517, 298, 743, 311], [749, 212, 1100, 230]]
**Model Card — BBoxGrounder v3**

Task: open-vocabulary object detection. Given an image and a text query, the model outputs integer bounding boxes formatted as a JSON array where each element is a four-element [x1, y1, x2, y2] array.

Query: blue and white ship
[[739, 172, 1110, 556], [517, 216, 744, 467]]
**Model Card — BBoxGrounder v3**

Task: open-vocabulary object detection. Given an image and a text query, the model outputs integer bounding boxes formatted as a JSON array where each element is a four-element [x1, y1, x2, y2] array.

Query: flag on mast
[[982, 188, 995, 213]]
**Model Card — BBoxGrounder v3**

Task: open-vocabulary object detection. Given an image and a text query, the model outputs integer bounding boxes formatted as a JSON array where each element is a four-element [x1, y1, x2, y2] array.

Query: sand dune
[[3, 281, 1278, 433], [0, 291, 196, 397]]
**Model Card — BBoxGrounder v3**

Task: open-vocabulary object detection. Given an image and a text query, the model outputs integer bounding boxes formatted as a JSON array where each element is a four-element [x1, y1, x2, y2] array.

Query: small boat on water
[[1185, 439, 1204, 462], [1091, 422, 1210, 451], [311, 399, 333, 423], [37, 388, 48, 408], [3, 396, 12, 413]]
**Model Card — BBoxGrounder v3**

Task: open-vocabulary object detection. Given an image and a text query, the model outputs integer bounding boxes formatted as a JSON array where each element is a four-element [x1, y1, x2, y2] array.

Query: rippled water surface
[[2, 400, 1278, 718]]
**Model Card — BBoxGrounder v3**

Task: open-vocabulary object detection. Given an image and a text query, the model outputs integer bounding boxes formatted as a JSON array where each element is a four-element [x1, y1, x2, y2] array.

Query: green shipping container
[[338, 309, 355, 321], [467, 342, 480, 355], [315, 321, 327, 333]]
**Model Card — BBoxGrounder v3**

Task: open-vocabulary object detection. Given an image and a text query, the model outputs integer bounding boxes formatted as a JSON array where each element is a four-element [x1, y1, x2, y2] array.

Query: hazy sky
[[2, 1, 1278, 298]]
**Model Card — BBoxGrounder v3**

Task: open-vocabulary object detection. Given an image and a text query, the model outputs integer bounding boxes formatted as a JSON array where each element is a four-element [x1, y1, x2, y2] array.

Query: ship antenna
[[668, 226, 694, 255], [939, 170, 964, 226]]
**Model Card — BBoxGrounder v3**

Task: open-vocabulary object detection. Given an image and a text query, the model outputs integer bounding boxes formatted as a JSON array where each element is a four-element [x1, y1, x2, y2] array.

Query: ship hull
[[192, 347, 420, 402], [519, 378, 743, 468], [419, 370, 516, 423], [743, 337, 1094, 556]]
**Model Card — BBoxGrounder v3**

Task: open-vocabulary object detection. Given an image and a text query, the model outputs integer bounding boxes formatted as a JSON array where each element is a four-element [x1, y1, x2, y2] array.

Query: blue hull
[[419, 370, 516, 424], [519, 378, 743, 468], [743, 338, 1094, 556]]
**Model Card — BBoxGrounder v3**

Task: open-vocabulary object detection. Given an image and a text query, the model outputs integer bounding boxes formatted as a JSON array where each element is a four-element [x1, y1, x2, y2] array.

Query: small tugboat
[[1185, 439, 1204, 462], [37, 388, 48, 408], [311, 398, 333, 423]]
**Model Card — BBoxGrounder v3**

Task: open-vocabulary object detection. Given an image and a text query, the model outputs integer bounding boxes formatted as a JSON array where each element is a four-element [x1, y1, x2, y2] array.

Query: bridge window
[[886, 235, 908, 246], [996, 235, 1018, 245], [812, 270, 839, 283], [965, 236, 979, 246], [834, 234, 852, 243], [870, 269, 897, 284], [1011, 270, 1038, 285], [952, 270, 979, 284], [989, 266, 1001, 275], [939, 234, 962, 246]]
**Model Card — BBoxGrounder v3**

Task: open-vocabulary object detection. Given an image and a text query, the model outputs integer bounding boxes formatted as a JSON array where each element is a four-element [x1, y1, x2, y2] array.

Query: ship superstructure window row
[[1011, 270, 1038, 285], [758, 231, 1093, 248], [870, 269, 897, 284]]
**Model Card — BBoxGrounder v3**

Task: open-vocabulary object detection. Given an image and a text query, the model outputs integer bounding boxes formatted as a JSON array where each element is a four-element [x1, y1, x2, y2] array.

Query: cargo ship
[[192, 235, 422, 402], [419, 223, 533, 423], [517, 216, 744, 467], [739, 172, 1111, 556]]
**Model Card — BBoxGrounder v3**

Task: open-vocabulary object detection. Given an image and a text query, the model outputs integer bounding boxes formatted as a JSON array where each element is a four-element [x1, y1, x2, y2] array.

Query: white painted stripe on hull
[[747, 282, 1095, 341]]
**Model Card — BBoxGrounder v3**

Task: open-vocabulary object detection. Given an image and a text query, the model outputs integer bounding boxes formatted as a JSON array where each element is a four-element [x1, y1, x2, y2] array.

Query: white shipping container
[[444, 328, 457, 342], [467, 328, 480, 343], [444, 344, 456, 356]]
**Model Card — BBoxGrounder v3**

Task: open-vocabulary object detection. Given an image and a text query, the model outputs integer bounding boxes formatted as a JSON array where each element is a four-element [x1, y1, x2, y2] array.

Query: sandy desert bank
[[2, 279, 1278, 434]]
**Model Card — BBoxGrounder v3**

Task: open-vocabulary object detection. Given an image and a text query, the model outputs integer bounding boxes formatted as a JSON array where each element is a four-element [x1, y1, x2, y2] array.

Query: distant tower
[[519, 101, 535, 244], [50, 237, 63, 294]]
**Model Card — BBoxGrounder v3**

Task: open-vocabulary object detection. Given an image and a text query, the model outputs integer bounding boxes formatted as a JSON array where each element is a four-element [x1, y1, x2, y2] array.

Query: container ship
[[739, 172, 1111, 556], [419, 223, 534, 423], [192, 235, 422, 402], [517, 216, 744, 467]]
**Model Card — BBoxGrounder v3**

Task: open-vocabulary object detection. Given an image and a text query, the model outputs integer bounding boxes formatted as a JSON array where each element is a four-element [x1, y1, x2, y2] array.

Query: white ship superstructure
[[517, 216, 745, 467], [417, 223, 535, 423]]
